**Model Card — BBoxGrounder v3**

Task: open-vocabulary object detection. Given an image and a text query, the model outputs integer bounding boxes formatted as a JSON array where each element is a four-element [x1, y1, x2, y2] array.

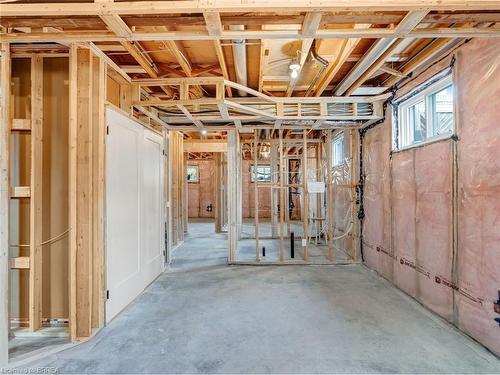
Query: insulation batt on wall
[[360, 38, 500, 356]]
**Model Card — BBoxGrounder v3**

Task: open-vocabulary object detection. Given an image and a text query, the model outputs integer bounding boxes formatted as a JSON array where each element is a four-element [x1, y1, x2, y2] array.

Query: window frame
[[332, 132, 345, 167], [186, 165, 200, 183], [250, 164, 272, 183], [394, 74, 454, 151]]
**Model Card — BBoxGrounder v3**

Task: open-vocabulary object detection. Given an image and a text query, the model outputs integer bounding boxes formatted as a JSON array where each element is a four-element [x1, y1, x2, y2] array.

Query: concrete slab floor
[[15, 220, 500, 373]]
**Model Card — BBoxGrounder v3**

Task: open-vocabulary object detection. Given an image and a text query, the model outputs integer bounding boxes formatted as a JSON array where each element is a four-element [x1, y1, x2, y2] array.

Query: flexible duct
[[229, 25, 248, 96]]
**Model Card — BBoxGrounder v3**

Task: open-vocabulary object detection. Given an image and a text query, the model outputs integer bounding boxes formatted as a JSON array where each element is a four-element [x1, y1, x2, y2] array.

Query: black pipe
[[290, 232, 295, 258]]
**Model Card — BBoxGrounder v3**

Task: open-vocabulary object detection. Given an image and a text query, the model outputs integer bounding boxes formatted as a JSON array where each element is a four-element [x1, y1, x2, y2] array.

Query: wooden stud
[[253, 130, 260, 261], [91, 55, 106, 329], [29, 54, 43, 332], [302, 129, 308, 261], [0, 42, 11, 368], [69, 46, 94, 340], [326, 130, 335, 261], [227, 130, 238, 262], [279, 130, 285, 262]]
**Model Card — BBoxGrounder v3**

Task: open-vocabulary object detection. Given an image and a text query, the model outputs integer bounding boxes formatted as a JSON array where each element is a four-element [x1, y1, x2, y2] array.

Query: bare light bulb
[[201, 129, 207, 135], [290, 69, 299, 79]]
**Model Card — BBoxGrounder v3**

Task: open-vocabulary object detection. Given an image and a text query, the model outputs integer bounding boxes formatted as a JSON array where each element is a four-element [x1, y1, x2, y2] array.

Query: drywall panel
[[105, 107, 164, 322], [455, 38, 500, 355]]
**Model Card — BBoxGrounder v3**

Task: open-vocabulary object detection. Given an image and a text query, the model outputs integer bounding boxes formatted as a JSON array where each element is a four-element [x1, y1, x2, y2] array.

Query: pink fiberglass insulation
[[455, 38, 500, 355], [362, 116, 393, 280], [360, 38, 500, 356], [391, 149, 419, 299], [413, 141, 453, 321]]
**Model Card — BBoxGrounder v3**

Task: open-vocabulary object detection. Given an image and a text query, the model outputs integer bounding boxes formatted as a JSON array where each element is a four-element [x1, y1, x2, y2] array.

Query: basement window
[[332, 133, 345, 166], [250, 165, 271, 182], [395, 75, 454, 150], [186, 165, 199, 183]]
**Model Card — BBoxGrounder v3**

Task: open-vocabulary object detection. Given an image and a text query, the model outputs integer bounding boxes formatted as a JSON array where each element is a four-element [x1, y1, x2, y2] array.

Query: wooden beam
[[29, 54, 43, 332], [312, 26, 367, 96], [2, 1, 500, 17], [100, 14, 132, 38], [3, 25, 500, 43], [379, 65, 407, 77], [344, 38, 405, 96], [203, 12, 223, 37], [0, 42, 10, 368], [335, 10, 428, 95], [121, 41, 157, 77], [120, 41, 174, 98], [286, 12, 322, 96], [203, 12, 232, 96], [384, 38, 454, 87], [184, 140, 227, 153]]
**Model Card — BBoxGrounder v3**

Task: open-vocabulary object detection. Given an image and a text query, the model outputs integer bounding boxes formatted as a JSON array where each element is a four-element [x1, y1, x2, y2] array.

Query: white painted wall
[[105, 107, 164, 323]]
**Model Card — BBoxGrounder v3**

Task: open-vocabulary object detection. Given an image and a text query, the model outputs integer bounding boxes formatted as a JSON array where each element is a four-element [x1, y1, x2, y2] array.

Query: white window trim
[[332, 132, 346, 167], [393, 74, 454, 151]]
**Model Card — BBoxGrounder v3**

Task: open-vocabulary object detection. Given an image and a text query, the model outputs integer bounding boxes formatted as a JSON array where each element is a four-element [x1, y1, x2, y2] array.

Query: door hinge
[[106, 290, 110, 300]]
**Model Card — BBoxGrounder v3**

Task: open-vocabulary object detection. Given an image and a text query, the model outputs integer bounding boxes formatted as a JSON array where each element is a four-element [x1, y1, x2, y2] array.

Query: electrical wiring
[[9, 228, 71, 248]]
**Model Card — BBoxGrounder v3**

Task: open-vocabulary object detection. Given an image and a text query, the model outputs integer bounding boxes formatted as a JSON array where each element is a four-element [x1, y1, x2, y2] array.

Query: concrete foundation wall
[[361, 38, 500, 356]]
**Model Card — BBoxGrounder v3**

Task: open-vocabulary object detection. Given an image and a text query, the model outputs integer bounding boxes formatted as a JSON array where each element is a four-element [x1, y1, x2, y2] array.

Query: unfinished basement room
[[0, 1, 499, 373]]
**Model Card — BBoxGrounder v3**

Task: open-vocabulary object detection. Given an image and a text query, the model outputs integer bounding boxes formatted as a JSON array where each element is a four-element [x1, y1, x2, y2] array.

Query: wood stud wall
[[0, 42, 11, 367]]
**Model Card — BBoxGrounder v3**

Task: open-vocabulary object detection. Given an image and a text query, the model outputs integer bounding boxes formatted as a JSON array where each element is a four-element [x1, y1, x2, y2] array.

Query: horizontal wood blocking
[[10, 186, 31, 198], [184, 140, 227, 153], [11, 118, 31, 131], [9, 257, 30, 269]]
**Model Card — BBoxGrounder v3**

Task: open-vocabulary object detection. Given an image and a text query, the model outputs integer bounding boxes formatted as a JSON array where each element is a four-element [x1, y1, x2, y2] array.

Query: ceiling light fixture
[[289, 60, 301, 79]]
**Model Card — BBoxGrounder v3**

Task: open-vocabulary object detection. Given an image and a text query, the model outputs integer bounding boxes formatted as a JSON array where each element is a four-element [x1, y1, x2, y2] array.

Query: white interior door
[[105, 108, 164, 323], [141, 131, 164, 286]]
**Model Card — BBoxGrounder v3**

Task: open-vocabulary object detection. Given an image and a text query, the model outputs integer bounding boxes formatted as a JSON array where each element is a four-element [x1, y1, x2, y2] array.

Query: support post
[[302, 129, 308, 261], [350, 130, 360, 261], [253, 130, 260, 261], [270, 141, 278, 238], [29, 54, 43, 332], [91, 55, 106, 329], [214, 152, 222, 233], [227, 130, 238, 263], [69, 45, 94, 340], [326, 130, 335, 261], [279, 130, 285, 262], [0, 42, 11, 367]]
